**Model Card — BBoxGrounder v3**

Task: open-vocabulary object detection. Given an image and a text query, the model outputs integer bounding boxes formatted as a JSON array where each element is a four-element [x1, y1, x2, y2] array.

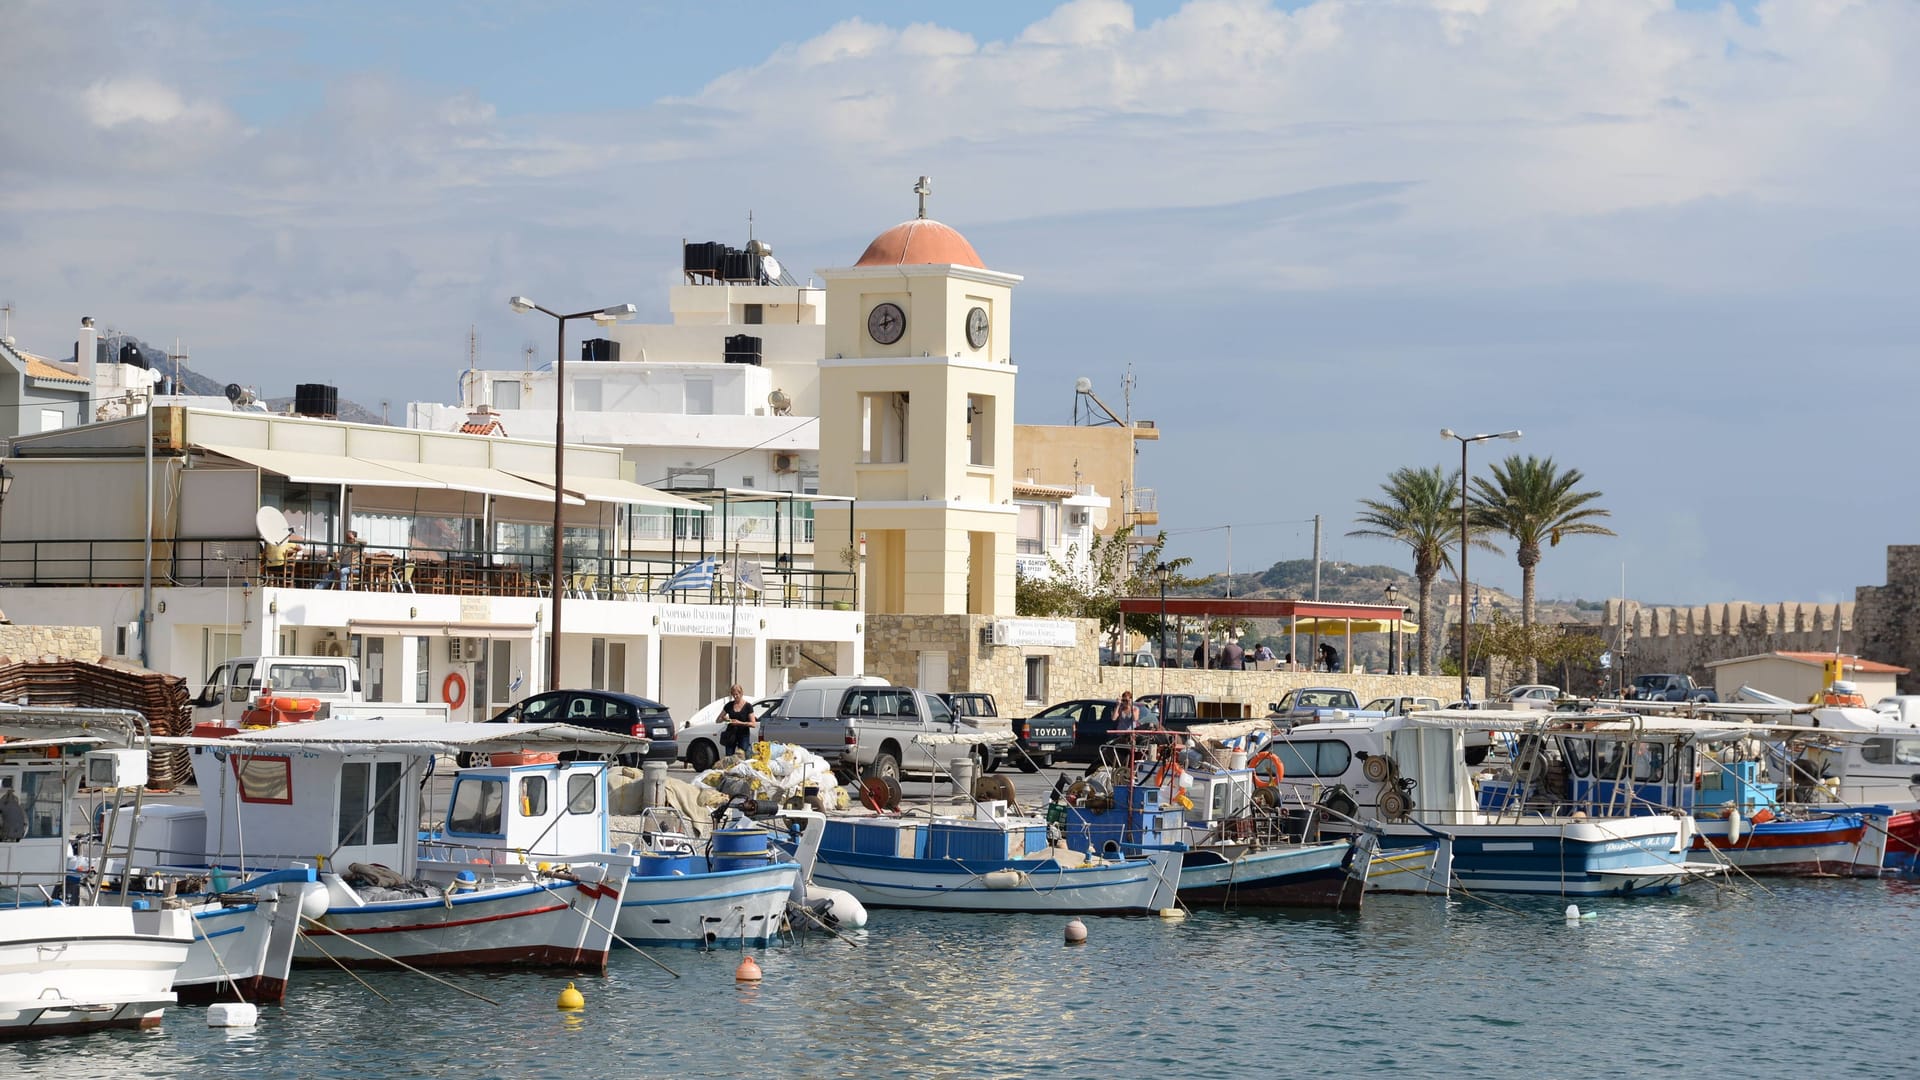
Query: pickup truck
[[1269, 687, 1382, 726], [1624, 674, 1718, 704], [938, 692, 1016, 772], [759, 676, 989, 783], [1134, 693, 1199, 730], [192, 655, 451, 729]]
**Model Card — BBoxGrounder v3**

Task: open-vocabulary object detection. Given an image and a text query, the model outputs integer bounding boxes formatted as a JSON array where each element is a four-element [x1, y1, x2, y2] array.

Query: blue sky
[[2, 0, 1911, 607]]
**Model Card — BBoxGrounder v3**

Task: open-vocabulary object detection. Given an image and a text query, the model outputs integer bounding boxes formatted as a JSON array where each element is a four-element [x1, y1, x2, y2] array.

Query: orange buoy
[[735, 955, 763, 982]]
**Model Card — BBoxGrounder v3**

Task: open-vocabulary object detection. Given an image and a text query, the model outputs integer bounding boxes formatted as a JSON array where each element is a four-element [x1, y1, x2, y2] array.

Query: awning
[[1289, 618, 1419, 635], [507, 469, 709, 511], [199, 443, 440, 489], [387, 462, 583, 505], [348, 619, 538, 638]]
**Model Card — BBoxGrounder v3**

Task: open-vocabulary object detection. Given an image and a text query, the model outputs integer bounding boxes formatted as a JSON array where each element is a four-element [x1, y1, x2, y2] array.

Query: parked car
[[1364, 695, 1444, 717], [758, 677, 987, 782], [1624, 674, 1717, 703], [1021, 699, 1163, 766], [676, 697, 782, 772], [1501, 684, 1563, 709], [462, 689, 676, 767], [1269, 687, 1375, 725], [938, 692, 1016, 772], [1134, 693, 1200, 730]]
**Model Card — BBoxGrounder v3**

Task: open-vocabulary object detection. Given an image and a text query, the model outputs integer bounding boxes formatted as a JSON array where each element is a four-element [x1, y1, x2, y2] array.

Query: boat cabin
[[189, 743, 424, 877], [426, 758, 611, 864]]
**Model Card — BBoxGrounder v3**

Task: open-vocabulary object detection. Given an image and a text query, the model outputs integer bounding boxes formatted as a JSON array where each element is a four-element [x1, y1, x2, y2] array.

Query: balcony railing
[[0, 537, 855, 610]]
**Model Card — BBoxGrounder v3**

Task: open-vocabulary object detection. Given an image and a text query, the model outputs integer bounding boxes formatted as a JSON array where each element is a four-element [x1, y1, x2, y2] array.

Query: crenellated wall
[[1855, 546, 1920, 694], [1598, 598, 1855, 685]]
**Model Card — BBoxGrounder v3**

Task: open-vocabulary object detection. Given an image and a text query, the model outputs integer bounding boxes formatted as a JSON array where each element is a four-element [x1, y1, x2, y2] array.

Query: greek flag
[[657, 557, 718, 593]]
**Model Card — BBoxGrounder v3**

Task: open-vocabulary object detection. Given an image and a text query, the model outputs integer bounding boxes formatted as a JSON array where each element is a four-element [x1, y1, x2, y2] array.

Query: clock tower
[[814, 177, 1022, 616]]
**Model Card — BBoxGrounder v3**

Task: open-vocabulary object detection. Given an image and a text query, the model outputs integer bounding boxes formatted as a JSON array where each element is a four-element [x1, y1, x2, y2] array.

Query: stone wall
[[1599, 599, 1856, 685], [865, 613, 1473, 713], [1856, 546, 1920, 694], [0, 623, 104, 661]]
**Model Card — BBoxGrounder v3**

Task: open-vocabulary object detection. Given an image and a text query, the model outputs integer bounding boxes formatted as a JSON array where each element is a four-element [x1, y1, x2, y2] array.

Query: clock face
[[966, 306, 989, 349], [867, 302, 906, 345]]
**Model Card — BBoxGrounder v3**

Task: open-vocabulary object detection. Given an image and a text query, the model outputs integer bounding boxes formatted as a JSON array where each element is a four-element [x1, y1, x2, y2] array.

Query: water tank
[[293, 383, 338, 419], [118, 342, 148, 369], [723, 334, 763, 366], [581, 338, 619, 364]]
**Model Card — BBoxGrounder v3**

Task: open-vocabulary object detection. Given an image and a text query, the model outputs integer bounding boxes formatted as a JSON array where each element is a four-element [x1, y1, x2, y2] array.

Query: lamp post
[[510, 297, 637, 692], [1155, 562, 1172, 696], [1440, 427, 1522, 702]]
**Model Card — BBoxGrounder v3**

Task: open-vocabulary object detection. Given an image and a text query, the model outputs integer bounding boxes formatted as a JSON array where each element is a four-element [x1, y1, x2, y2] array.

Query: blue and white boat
[[1269, 710, 1721, 897]]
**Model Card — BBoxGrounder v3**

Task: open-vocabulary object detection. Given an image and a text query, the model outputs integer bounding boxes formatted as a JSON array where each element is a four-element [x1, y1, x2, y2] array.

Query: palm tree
[[1349, 465, 1497, 674], [1470, 454, 1616, 680]]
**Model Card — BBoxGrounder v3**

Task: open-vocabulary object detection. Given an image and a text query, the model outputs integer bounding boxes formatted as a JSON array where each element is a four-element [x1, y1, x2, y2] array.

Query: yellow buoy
[[557, 982, 585, 1010], [735, 955, 764, 982], [1158, 908, 1187, 921]]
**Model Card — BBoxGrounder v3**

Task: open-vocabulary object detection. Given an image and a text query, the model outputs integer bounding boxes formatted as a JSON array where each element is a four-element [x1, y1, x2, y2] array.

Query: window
[[264, 663, 347, 695], [3, 770, 66, 838], [608, 642, 627, 693], [232, 755, 294, 804], [667, 468, 715, 490], [685, 377, 713, 415], [966, 394, 995, 466], [490, 639, 512, 706], [366, 638, 385, 703], [1268, 739, 1353, 778], [858, 392, 908, 463], [40, 409, 63, 432], [493, 379, 521, 410], [449, 777, 505, 836], [591, 638, 607, 689], [519, 775, 549, 817], [1024, 656, 1048, 705], [415, 637, 430, 703], [743, 304, 763, 324], [566, 773, 598, 815], [1016, 503, 1045, 555], [574, 378, 603, 412], [519, 693, 568, 722], [337, 760, 403, 846]]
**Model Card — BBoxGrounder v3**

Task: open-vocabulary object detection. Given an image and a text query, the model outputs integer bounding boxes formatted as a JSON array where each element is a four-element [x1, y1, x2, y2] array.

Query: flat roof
[[1116, 597, 1414, 621]]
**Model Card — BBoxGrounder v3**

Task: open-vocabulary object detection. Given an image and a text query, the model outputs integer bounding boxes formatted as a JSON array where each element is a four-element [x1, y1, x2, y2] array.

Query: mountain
[[108, 332, 385, 425], [1193, 557, 1594, 625]]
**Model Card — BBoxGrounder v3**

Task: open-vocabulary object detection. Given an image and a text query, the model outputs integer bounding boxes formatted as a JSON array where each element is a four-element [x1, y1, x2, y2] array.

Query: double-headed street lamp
[[510, 297, 637, 691], [1440, 427, 1522, 702], [1155, 562, 1172, 695]]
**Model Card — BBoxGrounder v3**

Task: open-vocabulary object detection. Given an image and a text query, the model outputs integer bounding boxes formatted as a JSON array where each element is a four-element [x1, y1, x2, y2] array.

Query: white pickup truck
[[192, 655, 451, 728], [758, 675, 991, 783]]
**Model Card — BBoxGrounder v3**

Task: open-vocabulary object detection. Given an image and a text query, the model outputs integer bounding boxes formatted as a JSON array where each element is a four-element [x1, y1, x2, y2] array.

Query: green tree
[[1014, 526, 1197, 655], [1469, 611, 1605, 689], [1349, 465, 1498, 675], [1470, 454, 1616, 680]]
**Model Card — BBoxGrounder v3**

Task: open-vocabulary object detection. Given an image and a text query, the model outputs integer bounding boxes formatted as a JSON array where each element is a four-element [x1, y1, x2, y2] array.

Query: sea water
[[5, 877, 1915, 1079]]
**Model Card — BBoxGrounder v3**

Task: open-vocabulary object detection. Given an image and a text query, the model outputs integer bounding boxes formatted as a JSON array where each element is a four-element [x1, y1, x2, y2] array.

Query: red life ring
[[1248, 750, 1285, 788], [442, 672, 467, 710]]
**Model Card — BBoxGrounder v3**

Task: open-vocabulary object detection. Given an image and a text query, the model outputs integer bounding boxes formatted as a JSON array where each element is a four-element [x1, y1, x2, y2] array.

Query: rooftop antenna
[[1, 302, 13, 346], [467, 325, 478, 372], [1073, 376, 1123, 426], [747, 208, 755, 243], [381, 399, 391, 425], [522, 340, 536, 371], [914, 175, 932, 219]]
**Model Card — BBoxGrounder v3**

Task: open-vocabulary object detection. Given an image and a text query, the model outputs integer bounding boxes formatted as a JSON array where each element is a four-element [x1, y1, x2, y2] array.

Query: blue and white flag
[[657, 557, 719, 593], [733, 558, 764, 594]]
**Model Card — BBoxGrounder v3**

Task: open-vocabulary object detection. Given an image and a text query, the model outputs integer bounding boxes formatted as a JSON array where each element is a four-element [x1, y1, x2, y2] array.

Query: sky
[[3, 0, 1915, 607]]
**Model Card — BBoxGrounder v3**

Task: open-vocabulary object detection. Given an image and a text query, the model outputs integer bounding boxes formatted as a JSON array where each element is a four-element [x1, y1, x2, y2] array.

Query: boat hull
[[1175, 842, 1365, 911], [804, 850, 1175, 914], [0, 907, 191, 1040], [295, 867, 626, 972], [615, 863, 799, 947], [1367, 818, 1714, 897], [1693, 813, 1884, 877]]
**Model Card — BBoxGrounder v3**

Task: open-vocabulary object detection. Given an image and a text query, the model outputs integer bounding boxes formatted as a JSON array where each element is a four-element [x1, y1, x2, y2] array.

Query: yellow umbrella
[[1289, 617, 1419, 635]]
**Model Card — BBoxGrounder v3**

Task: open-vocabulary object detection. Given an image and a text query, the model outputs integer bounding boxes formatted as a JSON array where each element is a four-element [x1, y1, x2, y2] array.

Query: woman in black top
[[720, 684, 755, 756]]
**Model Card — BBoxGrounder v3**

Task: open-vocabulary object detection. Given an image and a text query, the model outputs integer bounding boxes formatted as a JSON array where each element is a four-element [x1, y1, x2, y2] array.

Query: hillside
[[111, 333, 385, 425], [1194, 558, 1594, 625]]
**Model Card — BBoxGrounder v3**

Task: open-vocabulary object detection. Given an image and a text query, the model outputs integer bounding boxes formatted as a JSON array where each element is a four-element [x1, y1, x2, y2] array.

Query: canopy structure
[[222, 716, 647, 755], [1113, 598, 1417, 673], [1288, 618, 1419, 635], [505, 468, 709, 511]]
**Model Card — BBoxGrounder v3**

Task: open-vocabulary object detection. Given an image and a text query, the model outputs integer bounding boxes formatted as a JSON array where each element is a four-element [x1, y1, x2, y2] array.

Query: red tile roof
[[1774, 651, 1910, 675]]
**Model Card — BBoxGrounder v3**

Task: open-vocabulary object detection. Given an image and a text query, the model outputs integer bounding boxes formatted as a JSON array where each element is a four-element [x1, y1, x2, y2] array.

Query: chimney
[[76, 316, 97, 383]]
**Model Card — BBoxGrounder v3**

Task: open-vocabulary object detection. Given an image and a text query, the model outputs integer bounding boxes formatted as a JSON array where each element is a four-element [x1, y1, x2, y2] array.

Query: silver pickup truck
[[759, 676, 987, 782]]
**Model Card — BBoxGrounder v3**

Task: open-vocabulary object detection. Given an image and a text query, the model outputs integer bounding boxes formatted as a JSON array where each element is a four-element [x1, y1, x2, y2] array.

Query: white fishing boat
[[169, 717, 640, 971], [0, 706, 194, 1039], [1269, 710, 1722, 897]]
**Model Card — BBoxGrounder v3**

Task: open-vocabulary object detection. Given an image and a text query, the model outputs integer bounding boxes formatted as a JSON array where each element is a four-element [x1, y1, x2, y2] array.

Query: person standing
[[1219, 638, 1245, 670], [719, 684, 756, 757], [1113, 690, 1143, 731]]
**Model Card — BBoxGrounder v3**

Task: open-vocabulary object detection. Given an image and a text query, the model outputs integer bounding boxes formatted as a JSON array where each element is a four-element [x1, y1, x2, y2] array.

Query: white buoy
[[1158, 908, 1187, 921], [1064, 918, 1088, 944], [206, 1002, 258, 1028], [1565, 903, 1580, 924]]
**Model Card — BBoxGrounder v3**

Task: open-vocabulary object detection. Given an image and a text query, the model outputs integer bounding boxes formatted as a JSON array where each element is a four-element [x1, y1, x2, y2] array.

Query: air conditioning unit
[[1067, 508, 1089, 529], [449, 637, 483, 663], [769, 643, 802, 667], [773, 453, 796, 473]]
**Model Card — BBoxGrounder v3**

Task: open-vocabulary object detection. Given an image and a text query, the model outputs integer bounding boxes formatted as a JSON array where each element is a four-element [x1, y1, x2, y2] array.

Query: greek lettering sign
[[991, 618, 1077, 648], [659, 606, 757, 637]]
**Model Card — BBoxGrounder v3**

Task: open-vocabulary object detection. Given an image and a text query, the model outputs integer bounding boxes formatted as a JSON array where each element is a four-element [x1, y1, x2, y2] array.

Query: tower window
[[743, 304, 763, 325]]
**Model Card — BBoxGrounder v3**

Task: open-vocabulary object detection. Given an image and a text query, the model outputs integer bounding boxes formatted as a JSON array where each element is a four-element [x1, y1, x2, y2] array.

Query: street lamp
[[1154, 561, 1172, 677], [1440, 427, 1522, 702], [510, 296, 637, 691]]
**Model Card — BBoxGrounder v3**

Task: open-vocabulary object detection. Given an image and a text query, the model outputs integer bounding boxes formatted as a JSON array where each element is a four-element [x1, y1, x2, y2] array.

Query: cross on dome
[[914, 175, 931, 219]]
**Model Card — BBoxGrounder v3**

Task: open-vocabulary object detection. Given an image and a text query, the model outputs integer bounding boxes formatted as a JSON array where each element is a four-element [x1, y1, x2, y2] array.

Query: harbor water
[[5, 877, 1915, 1079]]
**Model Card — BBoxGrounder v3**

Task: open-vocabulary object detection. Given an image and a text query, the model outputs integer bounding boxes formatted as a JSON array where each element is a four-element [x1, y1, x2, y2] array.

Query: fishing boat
[[775, 734, 1181, 914], [1269, 710, 1722, 897], [173, 716, 639, 971], [1054, 725, 1382, 911], [416, 758, 800, 949], [0, 706, 194, 1039]]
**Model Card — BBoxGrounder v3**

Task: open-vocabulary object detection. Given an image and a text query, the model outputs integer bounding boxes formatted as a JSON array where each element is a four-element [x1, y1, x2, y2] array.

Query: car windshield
[[1299, 691, 1356, 708]]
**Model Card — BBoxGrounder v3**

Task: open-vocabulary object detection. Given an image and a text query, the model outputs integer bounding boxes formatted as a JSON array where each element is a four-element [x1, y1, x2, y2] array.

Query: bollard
[[640, 760, 669, 810]]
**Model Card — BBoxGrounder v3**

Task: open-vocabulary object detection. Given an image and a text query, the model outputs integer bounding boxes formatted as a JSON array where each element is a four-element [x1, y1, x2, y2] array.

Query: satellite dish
[[224, 383, 244, 404], [760, 254, 783, 282], [767, 389, 791, 416], [255, 505, 292, 544], [1074, 377, 1093, 394]]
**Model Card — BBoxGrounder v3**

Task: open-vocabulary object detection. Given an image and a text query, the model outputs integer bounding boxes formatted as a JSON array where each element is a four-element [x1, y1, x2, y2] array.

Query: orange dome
[[854, 219, 983, 269]]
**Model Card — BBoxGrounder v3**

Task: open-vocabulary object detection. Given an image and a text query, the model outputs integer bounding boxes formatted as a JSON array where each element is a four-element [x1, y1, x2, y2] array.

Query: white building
[[0, 406, 861, 722]]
